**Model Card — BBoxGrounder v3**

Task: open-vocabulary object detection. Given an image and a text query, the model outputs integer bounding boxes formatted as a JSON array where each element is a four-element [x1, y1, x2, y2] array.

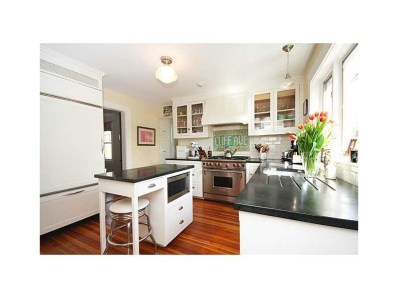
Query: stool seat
[[105, 196, 157, 254], [109, 197, 149, 214]]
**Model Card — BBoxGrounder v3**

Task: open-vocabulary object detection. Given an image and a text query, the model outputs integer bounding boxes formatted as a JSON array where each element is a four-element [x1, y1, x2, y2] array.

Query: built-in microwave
[[167, 172, 190, 203]]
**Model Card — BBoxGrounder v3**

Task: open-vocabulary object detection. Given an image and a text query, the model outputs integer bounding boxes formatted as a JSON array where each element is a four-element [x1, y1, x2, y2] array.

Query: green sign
[[213, 129, 249, 151]]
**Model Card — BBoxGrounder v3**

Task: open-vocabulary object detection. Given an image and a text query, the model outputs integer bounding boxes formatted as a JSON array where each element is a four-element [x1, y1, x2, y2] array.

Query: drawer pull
[[178, 206, 184, 210], [148, 183, 156, 188], [179, 220, 184, 225], [62, 190, 85, 196]]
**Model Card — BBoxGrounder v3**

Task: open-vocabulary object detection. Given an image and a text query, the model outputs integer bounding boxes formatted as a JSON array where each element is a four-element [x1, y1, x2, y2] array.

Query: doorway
[[103, 109, 122, 172]]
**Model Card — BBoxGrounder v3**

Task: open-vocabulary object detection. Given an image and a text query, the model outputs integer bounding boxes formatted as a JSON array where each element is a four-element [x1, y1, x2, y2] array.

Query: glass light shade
[[281, 79, 295, 89], [155, 65, 177, 84]]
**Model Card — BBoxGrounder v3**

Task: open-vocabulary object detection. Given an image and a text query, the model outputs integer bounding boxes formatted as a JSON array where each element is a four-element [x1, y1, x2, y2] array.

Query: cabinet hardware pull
[[179, 206, 183, 210], [179, 220, 184, 224], [148, 183, 156, 188], [62, 190, 85, 196]]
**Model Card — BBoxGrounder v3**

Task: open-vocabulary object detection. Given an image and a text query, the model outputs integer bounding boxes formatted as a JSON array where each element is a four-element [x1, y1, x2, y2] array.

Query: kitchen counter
[[235, 160, 358, 230], [94, 164, 195, 183], [165, 158, 201, 161]]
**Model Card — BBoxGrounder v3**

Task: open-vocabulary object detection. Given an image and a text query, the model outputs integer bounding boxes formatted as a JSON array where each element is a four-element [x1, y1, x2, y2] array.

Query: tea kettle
[[224, 148, 237, 158]]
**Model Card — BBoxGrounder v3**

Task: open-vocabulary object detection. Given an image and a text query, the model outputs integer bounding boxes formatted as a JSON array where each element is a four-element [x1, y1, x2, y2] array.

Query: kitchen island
[[235, 160, 358, 254], [94, 164, 194, 255]]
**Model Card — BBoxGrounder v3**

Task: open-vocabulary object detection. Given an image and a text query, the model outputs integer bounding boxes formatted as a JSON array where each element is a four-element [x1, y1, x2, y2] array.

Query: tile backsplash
[[177, 124, 291, 159]]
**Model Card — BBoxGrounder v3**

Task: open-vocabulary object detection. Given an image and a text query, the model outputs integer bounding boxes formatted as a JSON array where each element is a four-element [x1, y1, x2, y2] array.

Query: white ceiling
[[43, 43, 315, 104]]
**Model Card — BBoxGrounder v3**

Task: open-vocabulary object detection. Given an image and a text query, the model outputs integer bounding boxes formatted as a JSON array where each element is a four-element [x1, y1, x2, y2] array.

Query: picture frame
[[137, 126, 156, 146], [303, 99, 308, 116], [344, 138, 357, 156]]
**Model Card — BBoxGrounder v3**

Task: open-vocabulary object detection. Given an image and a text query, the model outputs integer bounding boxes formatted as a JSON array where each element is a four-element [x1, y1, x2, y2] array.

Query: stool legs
[[144, 211, 157, 254]]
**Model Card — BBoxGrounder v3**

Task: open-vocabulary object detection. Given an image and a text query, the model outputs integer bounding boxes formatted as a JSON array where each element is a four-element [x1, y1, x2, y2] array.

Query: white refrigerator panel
[[40, 94, 105, 195]]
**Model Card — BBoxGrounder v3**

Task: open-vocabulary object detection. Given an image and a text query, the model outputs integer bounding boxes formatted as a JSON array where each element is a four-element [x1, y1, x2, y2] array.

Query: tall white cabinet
[[40, 46, 106, 235]]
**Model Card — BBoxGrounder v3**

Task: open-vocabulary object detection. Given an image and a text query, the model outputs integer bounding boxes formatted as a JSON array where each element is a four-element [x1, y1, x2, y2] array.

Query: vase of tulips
[[287, 112, 332, 179]]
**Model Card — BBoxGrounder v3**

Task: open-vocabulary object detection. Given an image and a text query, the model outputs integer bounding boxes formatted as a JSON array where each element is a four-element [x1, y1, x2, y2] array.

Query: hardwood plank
[[40, 198, 240, 255]]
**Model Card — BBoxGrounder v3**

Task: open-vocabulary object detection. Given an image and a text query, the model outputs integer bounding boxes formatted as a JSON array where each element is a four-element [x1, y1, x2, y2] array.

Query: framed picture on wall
[[137, 126, 156, 146]]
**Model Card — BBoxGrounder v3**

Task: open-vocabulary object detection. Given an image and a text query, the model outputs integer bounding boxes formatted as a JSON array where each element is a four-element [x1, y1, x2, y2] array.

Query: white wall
[[103, 88, 163, 168]]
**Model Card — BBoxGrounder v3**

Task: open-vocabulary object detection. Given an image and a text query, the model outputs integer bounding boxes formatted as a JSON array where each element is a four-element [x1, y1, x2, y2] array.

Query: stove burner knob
[[209, 162, 212, 166], [217, 163, 221, 166], [232, 163, 236, 167], [241, 163, 245, 168], [225, 164, 229, 168], [236, 163, 240, 168]]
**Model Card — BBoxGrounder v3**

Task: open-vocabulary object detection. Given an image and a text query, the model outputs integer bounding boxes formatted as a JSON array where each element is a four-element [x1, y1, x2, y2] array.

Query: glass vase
[[301, 153, 320, 179]]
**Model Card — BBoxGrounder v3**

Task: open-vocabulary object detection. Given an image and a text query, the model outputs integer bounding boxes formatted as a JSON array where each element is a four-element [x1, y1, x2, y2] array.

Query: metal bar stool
[[104, 197, 157, 255]]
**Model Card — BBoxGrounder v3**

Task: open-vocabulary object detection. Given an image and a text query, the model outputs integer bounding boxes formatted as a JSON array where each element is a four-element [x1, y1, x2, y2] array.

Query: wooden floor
[[40, 197, 240, 255]]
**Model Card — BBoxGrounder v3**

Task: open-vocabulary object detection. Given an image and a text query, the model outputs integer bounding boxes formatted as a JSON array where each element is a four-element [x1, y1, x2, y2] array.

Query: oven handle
[[203, 169, 246, 175]]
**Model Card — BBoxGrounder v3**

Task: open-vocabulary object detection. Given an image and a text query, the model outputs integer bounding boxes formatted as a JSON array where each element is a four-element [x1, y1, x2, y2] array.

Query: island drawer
[[136, 177, 166, 197], [166, 195, 193, 241]]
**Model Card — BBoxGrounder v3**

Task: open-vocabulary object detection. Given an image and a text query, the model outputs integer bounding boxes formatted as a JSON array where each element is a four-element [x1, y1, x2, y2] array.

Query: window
[[323, 74, 333, 118], [342, 46, 359, 152], [104, 122, 112, 160]]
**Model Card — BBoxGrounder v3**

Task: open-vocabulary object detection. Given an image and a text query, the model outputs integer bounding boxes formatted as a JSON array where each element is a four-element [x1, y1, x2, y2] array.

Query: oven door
[[203, 169, 245, 197]]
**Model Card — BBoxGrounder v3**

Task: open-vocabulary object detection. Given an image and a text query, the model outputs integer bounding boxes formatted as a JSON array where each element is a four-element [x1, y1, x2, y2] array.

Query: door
[[175, 104, 189, 137], [103, 109, 122, 172], [274, 87, 298, 132], [40, 94, 105, 194], [250, 90, 273, 135]]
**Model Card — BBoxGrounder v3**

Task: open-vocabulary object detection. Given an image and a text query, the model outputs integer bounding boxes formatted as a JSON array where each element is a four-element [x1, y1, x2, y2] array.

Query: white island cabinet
[[95, 165, 194, 255]]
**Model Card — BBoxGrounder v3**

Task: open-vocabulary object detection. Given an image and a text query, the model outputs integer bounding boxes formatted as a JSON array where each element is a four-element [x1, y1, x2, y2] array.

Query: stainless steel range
[[202, 156, 248, 203]]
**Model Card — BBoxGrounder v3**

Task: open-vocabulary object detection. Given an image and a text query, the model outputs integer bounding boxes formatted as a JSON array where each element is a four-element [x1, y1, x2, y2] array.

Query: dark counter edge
[[165, 158, 201, 161], [234, 203, 358, 230], [165, 158, 263, 163], [94, 165, 195, 183]]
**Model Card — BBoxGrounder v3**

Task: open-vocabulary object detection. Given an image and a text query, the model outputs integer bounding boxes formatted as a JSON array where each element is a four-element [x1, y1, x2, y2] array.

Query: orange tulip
[[314, 111, 319, 117], [298, 124, 303, 129], [320, 111, 328, 117], [320, 116, 327, 122], [289, 134, 297, 140], [309, 114, 315, 120]]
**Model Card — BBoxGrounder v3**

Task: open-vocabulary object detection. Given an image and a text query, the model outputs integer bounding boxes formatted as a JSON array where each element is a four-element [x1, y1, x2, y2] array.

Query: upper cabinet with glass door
[[248, 85, 300, 135], [274, 87, 299, 132], [249, 90, 273, 135], [173, 101, 209, 138]]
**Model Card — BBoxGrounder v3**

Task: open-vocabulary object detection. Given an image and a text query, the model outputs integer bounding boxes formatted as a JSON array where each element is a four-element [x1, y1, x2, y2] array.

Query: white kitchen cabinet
[[249, 86, 300, 136], [201, 92, 249, 125], [246, 163, 260, 184], [165, 160, 203, 198], [173, 101, 210, 138]]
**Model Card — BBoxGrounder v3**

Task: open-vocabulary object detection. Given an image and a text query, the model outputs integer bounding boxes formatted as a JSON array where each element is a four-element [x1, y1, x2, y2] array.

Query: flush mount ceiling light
[[281, 44, 296, 89], [155, 56, 177, 84]]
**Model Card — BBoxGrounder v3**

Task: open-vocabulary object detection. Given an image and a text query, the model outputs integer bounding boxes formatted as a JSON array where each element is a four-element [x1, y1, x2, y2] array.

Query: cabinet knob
[[148, 183, 156, 188], [179, 206, 184, 210], [179, 220, 184, 225]]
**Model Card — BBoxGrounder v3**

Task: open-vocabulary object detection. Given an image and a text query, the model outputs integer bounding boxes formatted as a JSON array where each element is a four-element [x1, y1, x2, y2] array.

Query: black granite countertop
[[94, 164, 194, 183], [165, 158, 201, 161], [235, 160, 358, 230]]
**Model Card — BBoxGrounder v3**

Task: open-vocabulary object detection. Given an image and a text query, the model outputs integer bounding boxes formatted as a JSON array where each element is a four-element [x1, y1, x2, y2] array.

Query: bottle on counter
[[207, 147, 212, 158]]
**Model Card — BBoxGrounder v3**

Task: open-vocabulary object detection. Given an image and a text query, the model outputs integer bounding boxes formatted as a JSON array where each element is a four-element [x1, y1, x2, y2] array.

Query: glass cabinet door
[[275, 88, 296, 129], [176, 105, 188, 135], [191, 103, 204, 134], [253, 92, 272, 132]]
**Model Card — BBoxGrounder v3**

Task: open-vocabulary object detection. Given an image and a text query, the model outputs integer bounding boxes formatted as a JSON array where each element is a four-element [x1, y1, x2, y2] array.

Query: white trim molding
[[103, 100, 132, 169]]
